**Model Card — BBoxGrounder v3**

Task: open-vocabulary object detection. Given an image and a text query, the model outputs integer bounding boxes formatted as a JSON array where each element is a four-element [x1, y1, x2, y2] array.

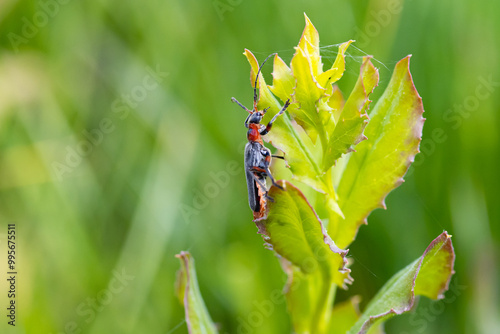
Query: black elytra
[[231, 53, 290, 215]]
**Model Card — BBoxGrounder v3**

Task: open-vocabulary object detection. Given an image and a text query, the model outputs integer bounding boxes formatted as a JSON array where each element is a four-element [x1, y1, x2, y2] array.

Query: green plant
[[175, 14, 455, 334]]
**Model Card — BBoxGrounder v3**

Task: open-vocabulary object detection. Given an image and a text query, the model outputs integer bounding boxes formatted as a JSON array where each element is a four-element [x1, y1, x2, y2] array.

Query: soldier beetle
[[231, 53, 290, 218]]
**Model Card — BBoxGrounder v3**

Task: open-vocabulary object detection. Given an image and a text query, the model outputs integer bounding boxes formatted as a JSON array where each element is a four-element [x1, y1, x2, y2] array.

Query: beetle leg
[[260, 99, 290, 135], [265, 194, 275, 202], [249, 162, 283, 191], [251, 174, 267, 190], [264, 167, 284, 190], [250, 172, 270, 198]]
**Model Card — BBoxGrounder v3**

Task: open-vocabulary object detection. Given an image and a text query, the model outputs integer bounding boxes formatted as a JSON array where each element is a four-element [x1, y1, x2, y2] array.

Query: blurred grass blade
[[322, 56, 379, 171], [175, 251, 218, 334], [333, 56, 425, 248], [255, 181, 351, 334], [348, 232, 455, 334]]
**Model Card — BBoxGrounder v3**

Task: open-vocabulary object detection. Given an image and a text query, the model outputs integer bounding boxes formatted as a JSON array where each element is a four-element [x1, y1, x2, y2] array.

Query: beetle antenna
[[253, 53, 276, 110]]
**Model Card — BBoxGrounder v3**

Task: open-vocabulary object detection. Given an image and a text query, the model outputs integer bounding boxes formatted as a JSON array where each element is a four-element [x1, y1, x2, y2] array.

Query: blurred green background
[[0, 0, 499, 333]]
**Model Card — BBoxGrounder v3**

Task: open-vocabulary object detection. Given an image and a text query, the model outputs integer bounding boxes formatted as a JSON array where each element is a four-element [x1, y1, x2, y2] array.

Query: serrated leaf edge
[[355, 232, 455, 334]]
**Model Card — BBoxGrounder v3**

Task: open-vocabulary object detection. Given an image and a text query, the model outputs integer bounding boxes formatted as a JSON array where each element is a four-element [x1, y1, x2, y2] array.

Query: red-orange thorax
[[247, 124, 263, 144]]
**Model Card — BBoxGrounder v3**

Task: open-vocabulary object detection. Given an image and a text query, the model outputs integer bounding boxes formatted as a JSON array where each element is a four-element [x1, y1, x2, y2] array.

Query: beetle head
[[248, 107, 270, 124]]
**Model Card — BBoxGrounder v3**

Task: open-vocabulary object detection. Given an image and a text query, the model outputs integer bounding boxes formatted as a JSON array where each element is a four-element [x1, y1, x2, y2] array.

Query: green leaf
[[317, 40, 354, 138], [175, 251, 218, 334], [298, 13, 322, 77], [348, 232, 455, 334], [255, 181, 351, 334], [328, 86, 345, 124], [332, 56, 425, 248], [317, 40, 354, 88], [291, 42, 325, 143], [269, 53, 319, 151], [269, 54, 295, 102], [321, 85, 345, 136], [322, 56, 379, 172]]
